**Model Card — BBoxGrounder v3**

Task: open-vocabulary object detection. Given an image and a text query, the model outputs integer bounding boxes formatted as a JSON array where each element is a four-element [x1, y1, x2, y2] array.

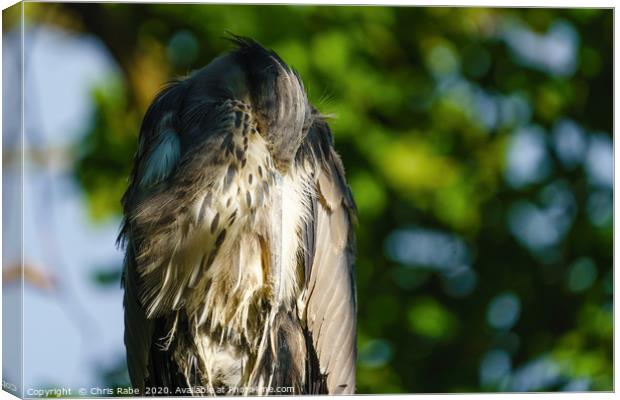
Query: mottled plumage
[[119, 36, 356, 395]]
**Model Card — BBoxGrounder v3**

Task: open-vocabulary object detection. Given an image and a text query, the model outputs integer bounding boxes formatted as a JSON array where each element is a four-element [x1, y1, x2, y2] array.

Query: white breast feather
[[278, 172, 312, 302]]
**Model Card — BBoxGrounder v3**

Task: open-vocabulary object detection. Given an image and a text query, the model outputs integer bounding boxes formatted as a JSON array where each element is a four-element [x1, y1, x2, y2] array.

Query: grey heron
[[119, 36, 356, 395]]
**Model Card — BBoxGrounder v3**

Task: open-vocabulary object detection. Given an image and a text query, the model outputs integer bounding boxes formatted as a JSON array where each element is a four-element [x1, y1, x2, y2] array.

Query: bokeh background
[[2, 3, 613, 394]]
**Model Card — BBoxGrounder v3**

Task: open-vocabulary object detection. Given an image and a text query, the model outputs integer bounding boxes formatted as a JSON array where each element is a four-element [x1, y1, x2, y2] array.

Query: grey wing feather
[[122, 247, 154, 392], [301, 117, 357, 394]]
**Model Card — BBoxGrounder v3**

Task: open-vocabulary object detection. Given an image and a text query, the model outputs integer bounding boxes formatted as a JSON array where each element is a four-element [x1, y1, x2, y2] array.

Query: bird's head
[[190, 36, 313, 172]]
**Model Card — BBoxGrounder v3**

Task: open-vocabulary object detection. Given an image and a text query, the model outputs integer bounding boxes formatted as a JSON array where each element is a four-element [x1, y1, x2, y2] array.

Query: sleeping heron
[[119, 36, 356, 395]]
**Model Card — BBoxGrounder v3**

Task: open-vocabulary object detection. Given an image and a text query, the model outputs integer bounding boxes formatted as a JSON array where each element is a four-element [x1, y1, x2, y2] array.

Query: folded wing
[[299, 117, 357, 394]]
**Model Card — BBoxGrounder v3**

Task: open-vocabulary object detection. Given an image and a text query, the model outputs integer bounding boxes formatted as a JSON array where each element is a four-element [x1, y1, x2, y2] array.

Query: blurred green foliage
[[26, 4, 612, 393]]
